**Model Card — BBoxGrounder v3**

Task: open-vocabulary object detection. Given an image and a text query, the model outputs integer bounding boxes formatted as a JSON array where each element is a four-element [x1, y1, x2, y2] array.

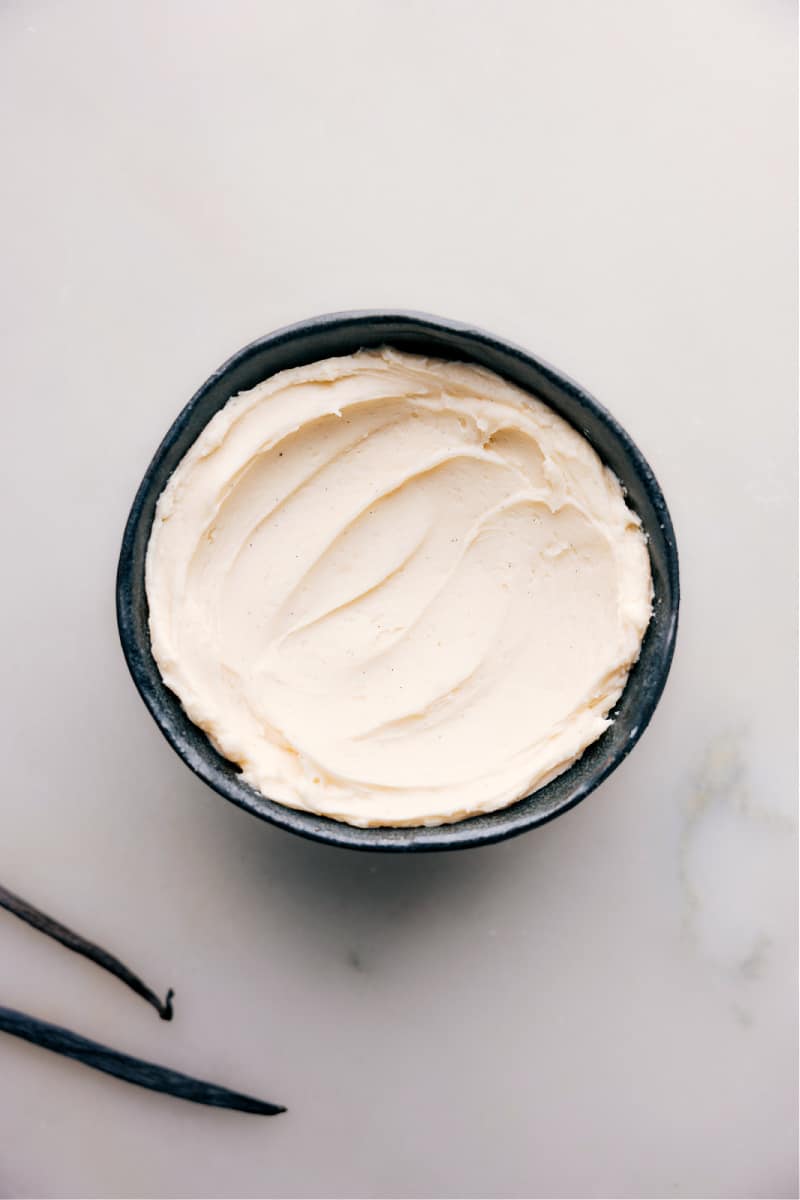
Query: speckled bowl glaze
[[117, 312, 679, 851]]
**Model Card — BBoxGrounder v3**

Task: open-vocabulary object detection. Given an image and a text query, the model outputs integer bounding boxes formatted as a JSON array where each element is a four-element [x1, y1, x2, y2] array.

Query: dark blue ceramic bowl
[[117, 312, 679, 851]]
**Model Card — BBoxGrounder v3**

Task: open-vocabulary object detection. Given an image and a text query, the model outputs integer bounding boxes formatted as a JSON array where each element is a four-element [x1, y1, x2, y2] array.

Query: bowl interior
[[117, 311, 679, 851]]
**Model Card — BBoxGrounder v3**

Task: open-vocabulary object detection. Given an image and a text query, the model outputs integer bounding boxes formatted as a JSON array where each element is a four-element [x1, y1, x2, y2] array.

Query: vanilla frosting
[[146, 349, 652, 827]]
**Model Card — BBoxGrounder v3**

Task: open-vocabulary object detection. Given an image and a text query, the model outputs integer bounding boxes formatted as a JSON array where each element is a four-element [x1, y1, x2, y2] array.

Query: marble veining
[[681, 732, 795, 1025]]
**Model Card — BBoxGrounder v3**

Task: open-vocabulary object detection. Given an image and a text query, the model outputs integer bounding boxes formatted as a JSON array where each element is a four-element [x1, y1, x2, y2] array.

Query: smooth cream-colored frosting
[[146, 349, 652, 827]]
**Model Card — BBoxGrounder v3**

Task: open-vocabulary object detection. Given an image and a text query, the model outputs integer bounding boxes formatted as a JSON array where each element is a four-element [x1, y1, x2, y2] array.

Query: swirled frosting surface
[[146, 350, 652, 826]]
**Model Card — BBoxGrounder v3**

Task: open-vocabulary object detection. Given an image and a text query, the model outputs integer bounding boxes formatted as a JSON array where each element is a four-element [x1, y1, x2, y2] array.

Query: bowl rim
[[117, 309, 680, 852]]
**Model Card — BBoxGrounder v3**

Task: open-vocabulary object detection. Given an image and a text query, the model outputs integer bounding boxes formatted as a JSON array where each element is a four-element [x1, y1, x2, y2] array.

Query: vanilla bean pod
[[0, 883, 173, 1020], [0, 1007, 285, 1115]]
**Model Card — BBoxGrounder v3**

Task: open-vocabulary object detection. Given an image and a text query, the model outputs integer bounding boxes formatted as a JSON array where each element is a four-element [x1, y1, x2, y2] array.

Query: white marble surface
[[0, 2, 796, 1197]]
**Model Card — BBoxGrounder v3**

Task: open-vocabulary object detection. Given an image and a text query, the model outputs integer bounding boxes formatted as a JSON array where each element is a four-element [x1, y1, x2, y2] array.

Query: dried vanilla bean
[[0, 1007, 285, 1115], [0, 883, 173, 1020]]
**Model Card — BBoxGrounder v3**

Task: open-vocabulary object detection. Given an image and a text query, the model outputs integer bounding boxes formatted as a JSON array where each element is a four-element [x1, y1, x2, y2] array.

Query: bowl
[[117, 311, 679, 851]]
